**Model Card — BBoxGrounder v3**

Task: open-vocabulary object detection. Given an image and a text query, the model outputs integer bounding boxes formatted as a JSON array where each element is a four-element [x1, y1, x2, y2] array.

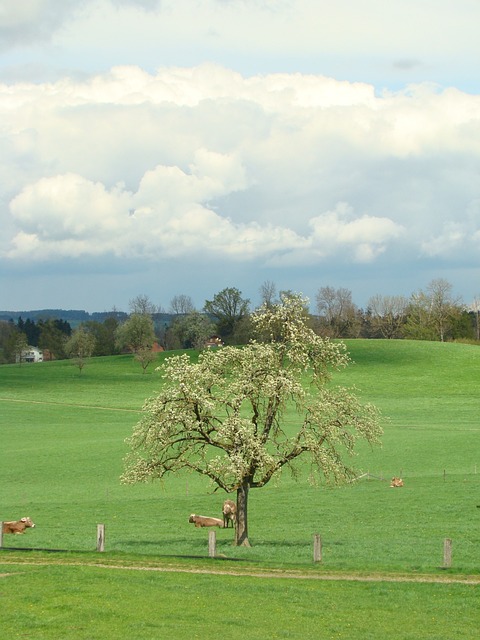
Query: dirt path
[[1, 559, 479, 585], [0, 397, 140, 412]]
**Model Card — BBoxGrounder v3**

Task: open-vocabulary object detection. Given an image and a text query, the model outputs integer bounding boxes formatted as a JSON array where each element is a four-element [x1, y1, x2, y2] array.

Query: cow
[[2, 517, 36, 534], [390, 477, 404, 487], [188, 514, 224, 528], [222, 499, 236, 528]]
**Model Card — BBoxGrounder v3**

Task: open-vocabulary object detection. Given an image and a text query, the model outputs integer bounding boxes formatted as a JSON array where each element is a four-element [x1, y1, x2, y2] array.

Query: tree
[[65, 327, 96, 373], [259, 280, 277, 309], [0, 321, 18, 363], [38, 319, 70, 359], [84, 317, 120, 356], [22, 318, 40, 346], [204, 287, 250, 343], [12, 331, 28, 364], [122, 293, 383, 547], [115, 313, 156, 355], [129, 294, 159, 316], [405, 279, 461, 342], [367, 294, 408, 339], [134, 346, 158, 374], [170, 294, 195, 315], [315, 286, 360, 338], [170, 311, 215, 349], [470, 297, 480, 341]]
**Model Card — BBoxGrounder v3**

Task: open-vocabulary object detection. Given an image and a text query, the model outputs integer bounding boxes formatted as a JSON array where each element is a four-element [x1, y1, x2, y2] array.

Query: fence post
[[313, 533, 322, 563], [208, 530, 216, 558], [443, 538, 452, 568], [0, 522, 3, 549], [96, 524, 105, 552]]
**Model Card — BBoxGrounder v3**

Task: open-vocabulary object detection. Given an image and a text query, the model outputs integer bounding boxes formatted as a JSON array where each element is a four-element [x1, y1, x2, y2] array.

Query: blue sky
[[1, 0, 479, 313]]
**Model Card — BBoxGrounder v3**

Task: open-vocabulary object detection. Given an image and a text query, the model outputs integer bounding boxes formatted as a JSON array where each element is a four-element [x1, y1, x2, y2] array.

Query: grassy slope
[[1, 342, 479, 568], [1, 341, 479, 639]]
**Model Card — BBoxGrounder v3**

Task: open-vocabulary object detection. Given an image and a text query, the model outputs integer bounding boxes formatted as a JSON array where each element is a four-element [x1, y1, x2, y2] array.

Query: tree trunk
[[235, 482, 251, 547]]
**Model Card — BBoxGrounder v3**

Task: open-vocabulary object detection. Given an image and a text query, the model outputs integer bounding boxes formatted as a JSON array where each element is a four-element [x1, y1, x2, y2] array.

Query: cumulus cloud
[[1, 64, 480, 289], [308, 204, 405, 262]]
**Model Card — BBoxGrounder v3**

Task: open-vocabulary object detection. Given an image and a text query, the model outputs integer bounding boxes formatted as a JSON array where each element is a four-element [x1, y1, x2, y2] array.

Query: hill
[[0, 340, 479, 572]]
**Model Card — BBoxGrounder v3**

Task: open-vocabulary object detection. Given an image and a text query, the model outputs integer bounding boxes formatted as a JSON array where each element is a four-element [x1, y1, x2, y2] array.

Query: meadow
[[1, 340, 479, 638]]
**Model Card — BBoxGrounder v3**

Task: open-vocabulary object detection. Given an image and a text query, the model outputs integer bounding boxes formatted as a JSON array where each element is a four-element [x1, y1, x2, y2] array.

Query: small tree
[[170, 294, 195, 315], [0, 321, 17, 364], [13, 331, 28, 365], [134, 346, 158, 374], [471, 297, 480, 341], [122, 294, 382, 546], [405, 279, 462, 342], [129, 294, 159, 316], [116, 313, 155, 352], [315, 286, 360, 338], [65, 327, 96, 373], [259, 280, 278, 309], [367, 294, 408, 339]]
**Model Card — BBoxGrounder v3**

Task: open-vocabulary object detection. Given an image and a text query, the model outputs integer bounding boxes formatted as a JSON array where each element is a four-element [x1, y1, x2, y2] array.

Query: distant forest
[[0, 309, 128, 325], [1, 280, 479, 365]]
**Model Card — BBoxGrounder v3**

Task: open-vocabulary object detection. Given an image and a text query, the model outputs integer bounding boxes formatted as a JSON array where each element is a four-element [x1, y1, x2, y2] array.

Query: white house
[[19, 347, 44, 363]]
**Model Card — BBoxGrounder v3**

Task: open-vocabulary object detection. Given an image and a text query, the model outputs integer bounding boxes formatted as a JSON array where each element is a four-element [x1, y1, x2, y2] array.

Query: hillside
[[1, 339, 479, 572]]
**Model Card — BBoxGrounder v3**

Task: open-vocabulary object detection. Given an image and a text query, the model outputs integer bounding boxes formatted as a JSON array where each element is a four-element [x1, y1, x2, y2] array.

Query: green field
[[1, 340, 479, 638]]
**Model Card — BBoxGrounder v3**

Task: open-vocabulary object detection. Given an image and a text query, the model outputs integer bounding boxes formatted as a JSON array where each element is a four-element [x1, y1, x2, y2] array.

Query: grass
[[1, 561, 478, 640], [1, 340, 479, 637]]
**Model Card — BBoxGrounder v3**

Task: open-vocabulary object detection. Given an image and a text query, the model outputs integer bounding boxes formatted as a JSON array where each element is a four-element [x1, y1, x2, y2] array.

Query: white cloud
[[308, 203, 405, 263], [2, 65, 479, 273], [8, 173, 132, 256]]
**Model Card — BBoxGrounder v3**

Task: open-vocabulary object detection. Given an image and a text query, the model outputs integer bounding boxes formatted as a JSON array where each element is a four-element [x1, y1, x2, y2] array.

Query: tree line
[[1, 278, 479, 367]]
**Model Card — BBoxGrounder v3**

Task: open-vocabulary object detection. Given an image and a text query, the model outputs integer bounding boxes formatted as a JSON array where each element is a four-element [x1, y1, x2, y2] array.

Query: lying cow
[[390, 477, 404, 488], [222, 499, 236, 528], [2, 517, 36, 534], [189, 514, 224, 528]]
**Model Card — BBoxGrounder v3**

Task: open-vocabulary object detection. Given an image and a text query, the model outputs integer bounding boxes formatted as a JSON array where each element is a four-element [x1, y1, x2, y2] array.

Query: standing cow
[[222, 499, 236, 528]]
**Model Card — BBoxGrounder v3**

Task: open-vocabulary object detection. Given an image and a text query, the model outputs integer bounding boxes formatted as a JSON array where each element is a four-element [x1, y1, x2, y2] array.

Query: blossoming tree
[[121, 294, 382, 546]]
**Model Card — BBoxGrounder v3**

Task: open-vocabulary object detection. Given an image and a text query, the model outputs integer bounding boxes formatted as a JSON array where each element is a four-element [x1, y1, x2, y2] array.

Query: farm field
[[1, 339, 479, 638]]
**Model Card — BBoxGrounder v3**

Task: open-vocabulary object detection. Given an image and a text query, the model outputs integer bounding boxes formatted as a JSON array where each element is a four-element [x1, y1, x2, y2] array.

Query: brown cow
[[2, 517, 36, 534], [188, 514, 224, 528], [222, 499, 236, 528], [390, 477, 404, 487]]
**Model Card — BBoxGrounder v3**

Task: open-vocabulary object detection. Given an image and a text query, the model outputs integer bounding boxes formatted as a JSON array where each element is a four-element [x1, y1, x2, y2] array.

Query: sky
[[1, 0, 480, 313]]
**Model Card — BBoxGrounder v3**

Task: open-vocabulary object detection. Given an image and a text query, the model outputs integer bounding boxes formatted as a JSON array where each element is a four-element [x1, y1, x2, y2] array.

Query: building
[[19, 347, 44, 363], [205, 335, 224, 348]]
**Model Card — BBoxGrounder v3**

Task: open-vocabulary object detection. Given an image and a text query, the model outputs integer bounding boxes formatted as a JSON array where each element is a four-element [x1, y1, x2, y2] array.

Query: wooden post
[[0, 522, 3, 549], [313, 534, 322, 563], [208, 530, 216, 558], [443, 538, 452, 567], [96, 524, 105, 552]]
